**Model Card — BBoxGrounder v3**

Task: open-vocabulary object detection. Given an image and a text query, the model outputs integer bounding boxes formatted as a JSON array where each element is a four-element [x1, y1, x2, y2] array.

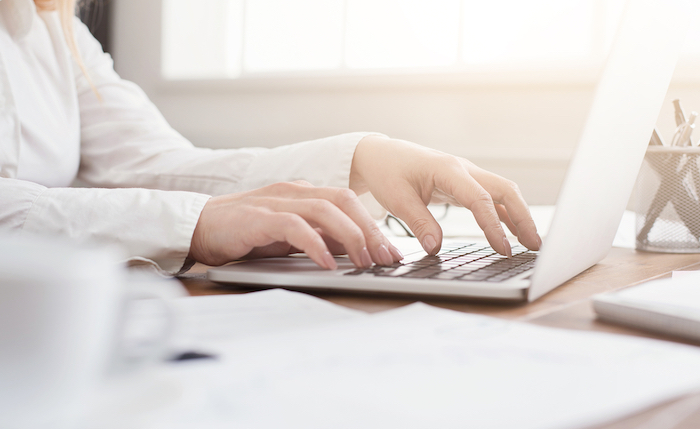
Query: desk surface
[[178, 247, 700, 429]]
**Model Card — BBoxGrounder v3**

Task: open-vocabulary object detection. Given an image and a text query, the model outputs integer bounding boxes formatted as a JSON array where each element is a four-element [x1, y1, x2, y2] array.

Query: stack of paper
[[594, 271, 700, 342], [91, 289, 700, 429]]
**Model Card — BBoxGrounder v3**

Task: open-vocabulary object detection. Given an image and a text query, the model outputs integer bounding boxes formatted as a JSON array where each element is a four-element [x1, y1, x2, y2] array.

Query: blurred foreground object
[[0, 236, 175, 429]]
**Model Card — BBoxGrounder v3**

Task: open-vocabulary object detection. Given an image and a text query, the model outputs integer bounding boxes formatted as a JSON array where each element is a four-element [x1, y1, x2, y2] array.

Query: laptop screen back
[[528, 0, 691, 301]]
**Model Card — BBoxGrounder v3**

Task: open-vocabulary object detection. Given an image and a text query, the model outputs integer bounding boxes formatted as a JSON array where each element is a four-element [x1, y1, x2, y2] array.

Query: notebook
[[208, 0, 690, 302], [593, 275, 700, 342]]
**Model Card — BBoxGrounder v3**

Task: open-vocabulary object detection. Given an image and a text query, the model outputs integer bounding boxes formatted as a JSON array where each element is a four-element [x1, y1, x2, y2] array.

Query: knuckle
[[367, 224, 386, 243], [439, 155, 465, 173], [267, 182, 292, 193], [483, 222, 504, 237], [408, 217, 432, 237], [471, 191, 494, 208], [334, 188, 359, 206], [503, 179, 522, 197], [348, 225, 366, 244], [301, 228, 325, 249], [274, 212, 304, 229], [308, 198, 334, 214]]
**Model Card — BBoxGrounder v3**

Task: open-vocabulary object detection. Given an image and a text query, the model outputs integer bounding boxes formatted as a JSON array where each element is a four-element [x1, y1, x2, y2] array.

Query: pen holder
[[635, 146, 700, 252]]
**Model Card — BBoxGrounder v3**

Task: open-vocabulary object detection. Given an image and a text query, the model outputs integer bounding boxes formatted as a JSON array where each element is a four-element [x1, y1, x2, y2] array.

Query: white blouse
[[0, 0, 379, 273]]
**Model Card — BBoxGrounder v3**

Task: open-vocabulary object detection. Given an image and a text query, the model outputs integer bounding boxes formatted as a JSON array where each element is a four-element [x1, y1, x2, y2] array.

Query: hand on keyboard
[[349, 136, 542, 257]]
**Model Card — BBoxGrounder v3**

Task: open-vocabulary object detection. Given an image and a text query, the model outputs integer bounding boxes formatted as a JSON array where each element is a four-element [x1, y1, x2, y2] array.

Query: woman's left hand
[[350, 135, 542, 256]]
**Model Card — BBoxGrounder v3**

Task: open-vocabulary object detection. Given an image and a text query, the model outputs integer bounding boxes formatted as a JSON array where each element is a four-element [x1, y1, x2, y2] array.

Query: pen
[[675, 111, 697, 147], [673, 99, 687, 127], [169, 350, 217, 362]]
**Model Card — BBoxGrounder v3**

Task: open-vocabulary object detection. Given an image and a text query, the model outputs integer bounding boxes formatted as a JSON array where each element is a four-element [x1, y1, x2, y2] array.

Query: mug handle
[[109, 271, 185, 374]]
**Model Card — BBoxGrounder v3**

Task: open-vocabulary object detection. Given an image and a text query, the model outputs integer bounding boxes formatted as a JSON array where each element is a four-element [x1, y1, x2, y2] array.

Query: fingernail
[[388, 244, 404, 262], [323, 251, 337, 270], [503, 237, 512, 258], [378, 244, 394, 266], [422, 235, 437, 254], [360, 247, 373, 268], [536, 234, 543, 250]]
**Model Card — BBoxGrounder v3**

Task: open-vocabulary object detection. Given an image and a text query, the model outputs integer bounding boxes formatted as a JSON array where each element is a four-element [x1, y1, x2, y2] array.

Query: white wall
[[112, 0, 700, 205]]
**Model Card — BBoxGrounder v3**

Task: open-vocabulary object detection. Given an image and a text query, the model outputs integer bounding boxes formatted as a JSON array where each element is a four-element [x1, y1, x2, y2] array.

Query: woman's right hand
[[188, 181, 403, 269]]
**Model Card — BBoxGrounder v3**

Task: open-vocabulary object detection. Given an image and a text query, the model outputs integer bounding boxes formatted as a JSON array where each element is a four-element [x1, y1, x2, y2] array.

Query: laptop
[[208, 0, 690, 302]]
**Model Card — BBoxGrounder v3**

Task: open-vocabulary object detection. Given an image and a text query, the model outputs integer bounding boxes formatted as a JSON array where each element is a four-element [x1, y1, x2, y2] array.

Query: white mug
[[0, 236, 176, 429]]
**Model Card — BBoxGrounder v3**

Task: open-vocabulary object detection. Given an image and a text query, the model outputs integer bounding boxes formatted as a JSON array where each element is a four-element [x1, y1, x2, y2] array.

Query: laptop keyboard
[[344, 243, 537, 282]]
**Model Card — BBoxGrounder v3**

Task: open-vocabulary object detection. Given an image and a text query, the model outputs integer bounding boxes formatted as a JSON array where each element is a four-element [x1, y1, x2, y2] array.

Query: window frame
[[114, 0, 700, 99]]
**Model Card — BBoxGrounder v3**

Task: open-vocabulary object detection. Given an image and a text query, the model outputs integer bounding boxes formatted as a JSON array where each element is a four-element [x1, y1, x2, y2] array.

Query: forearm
[[2, 178, 209, 274]]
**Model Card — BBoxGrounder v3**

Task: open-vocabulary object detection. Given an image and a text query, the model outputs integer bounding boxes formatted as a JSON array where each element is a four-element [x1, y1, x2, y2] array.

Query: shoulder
[[71, 16, 111, 66], [70, 16, 119, 83]]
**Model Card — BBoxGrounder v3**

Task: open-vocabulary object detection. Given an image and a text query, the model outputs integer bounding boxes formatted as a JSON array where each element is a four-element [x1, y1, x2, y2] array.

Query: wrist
[[350, 135, 388, 196]]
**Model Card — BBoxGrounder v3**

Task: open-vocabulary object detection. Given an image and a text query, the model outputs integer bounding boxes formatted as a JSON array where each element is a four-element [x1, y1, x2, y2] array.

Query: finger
[[317, 231, 348, 255], [434, 163, 511, 256], [385, 188, 443, 255], [495, 204, 518, 236], [260, 182, 402, 265], [258, 236, 347, 257], [469, 168, 541, 250], [263, 197, 374, 269], [326, 188, 401, 265], [261, 212, 338, 270], [298, 228, 348, 255]]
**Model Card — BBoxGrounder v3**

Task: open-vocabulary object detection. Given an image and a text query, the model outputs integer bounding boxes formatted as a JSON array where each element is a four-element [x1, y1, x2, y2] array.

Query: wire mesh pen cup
[[635, 146, 700, 252]]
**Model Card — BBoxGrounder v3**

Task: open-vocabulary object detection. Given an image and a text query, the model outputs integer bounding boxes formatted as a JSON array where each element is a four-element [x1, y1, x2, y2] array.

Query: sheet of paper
[[615, 277, 700, 312], [124, 303, 700, 429], [128, 288, 367, 355], [672, 270, 700, 281], [612, 210, 636, 249]]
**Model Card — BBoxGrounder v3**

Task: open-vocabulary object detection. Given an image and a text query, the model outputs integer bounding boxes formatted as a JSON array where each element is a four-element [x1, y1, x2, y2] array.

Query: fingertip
[[519, 230, 542, 251], [502, 237, 512, 258], [421, 235, 439, 255], [360, 247, 373, 268], [388, 244, 403, 262], [534, 233, 542, 251], [375, 244, 392, 266], [322, 251, 337, 270]]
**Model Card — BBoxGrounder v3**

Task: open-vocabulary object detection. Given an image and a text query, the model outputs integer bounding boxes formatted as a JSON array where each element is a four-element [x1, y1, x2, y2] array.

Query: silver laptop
[[208, 0, 689, 302]]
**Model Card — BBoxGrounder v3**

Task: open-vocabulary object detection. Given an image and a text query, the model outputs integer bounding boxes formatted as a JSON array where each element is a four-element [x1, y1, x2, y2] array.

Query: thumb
[[389, 192, 443, 255]]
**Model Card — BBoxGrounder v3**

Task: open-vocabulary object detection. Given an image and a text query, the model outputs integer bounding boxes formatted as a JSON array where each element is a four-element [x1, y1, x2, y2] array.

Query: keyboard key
[[375, 265, 418, 277], [355, 242, 538, 283], [450, 265, 480, 273], [403, 269, 440, 279], [432, 272, 465, 280], [457, 272, 492, 281]]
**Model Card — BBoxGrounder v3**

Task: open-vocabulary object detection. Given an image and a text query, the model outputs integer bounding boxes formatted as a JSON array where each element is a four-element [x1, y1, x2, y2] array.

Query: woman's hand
[[188, 181, 403, 269], [350, 135, 542, 256]]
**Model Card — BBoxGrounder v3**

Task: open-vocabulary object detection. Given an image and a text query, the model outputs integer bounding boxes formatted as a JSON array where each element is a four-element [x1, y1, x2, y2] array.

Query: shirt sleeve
[[0, 177, 210, 274], [61, 19, 387, 273], [72, 18, 379, 197]]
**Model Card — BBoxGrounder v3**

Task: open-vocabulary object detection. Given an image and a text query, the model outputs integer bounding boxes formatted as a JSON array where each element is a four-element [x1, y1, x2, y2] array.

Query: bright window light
[[244, 0, 344, 73], [462, 0, 593, 65], [345, 0, 461, 69], [682, 24, 700, 56], [162, 0, 231, 79], [161, 0, 700, 80]]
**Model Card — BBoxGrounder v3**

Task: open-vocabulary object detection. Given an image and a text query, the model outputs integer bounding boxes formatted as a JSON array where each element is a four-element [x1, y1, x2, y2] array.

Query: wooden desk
[[178, 247, 700, 429]]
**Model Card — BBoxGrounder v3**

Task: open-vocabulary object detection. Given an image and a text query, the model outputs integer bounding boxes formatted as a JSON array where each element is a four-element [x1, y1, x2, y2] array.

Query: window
[[161, 0, 700, 81]]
